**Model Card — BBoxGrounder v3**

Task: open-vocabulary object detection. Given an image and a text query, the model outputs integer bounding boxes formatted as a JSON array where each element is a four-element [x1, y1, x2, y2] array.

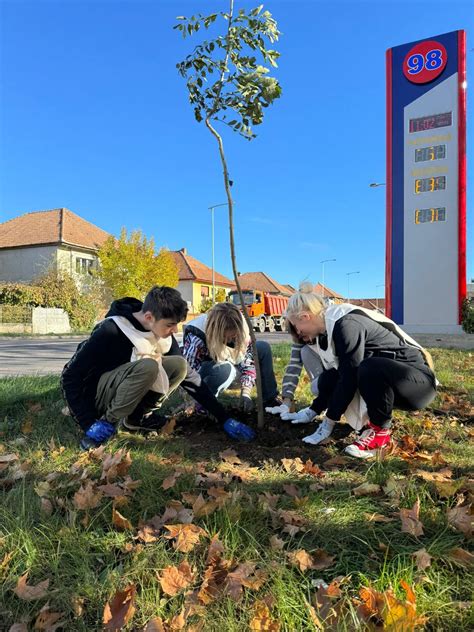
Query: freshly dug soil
[[173, 408, 356, 465]]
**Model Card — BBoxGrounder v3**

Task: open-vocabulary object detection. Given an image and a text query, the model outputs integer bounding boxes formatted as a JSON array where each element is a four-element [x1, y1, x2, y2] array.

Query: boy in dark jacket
[[61, 286, 255, 449]]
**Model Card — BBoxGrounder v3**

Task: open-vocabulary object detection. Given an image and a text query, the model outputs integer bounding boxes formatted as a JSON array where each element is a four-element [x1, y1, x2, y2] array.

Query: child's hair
[[206, 303, 248, 363], [142, 286, 188, 322], [284, 281, 326, 330]]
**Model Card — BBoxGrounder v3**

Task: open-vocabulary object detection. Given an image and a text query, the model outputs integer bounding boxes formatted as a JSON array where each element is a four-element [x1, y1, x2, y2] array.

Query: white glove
[[280, 407, 317, 424], [265, 403, 290, 416]]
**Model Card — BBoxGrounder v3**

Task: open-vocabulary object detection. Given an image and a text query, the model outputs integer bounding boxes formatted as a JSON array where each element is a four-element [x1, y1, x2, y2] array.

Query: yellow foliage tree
[[97, 228, 179, 299]]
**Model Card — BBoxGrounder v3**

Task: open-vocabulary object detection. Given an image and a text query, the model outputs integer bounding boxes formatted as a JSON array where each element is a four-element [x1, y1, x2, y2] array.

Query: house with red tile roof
[[236, 272, 293, 296], [313, 282, 345, 302], [0, 208, 110, 283], [170, 248, 235, 313]]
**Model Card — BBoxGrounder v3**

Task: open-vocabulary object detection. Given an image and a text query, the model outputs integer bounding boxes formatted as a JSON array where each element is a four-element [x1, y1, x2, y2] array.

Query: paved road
[[0, 332, 292, 377], [1, 331, 472, 377]]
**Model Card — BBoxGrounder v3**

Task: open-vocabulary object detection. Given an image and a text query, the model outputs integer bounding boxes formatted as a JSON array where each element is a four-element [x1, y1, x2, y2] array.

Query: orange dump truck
[[228, 290, 289, 332]]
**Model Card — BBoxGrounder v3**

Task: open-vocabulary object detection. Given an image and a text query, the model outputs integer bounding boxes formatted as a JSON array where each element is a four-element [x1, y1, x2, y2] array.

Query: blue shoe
[[223, 418, 256, 442], [81, 419, 116, 450]]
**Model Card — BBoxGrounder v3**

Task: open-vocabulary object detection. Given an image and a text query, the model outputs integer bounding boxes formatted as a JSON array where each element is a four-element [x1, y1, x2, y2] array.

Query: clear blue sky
[[1, 0, 472, 298]]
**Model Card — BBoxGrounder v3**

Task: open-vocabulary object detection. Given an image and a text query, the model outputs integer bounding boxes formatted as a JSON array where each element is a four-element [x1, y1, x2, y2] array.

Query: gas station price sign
[[386, 30, 466, 332], [415, 145, 446, 162], [414, 175, 446, 193]]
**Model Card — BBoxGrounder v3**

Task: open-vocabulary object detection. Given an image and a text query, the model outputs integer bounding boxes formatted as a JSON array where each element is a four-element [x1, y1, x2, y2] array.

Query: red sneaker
[[344, 422, 391, 459]]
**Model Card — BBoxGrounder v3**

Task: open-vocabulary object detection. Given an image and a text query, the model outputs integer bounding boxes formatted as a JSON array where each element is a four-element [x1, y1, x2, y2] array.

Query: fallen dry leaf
[[281, 457, 305, 474], [269, 535, 285, 551], [164, 524, 206, 553], [353, 482, 381, 497], [206, 534, 225, 565], [101, 449, 132, 482], [158, 560, 195, 596], [287, 548, 335, 572], [400, 499, 424, 537], [219, 448, 241, 464], [192, 493, 219, 518], [282, 484, 301, 498], [356, 580, 427, 630], [0, 453, 18, 464], [144, 618, 166, 632], [8, 624, 28, 632], [103, 584, 136, 631], [447, 502, 472, 537], [161, 471, 182, 491], [445, 547, 474, 568], [249, 599, 280, 631], [303, 459, 325, 477], [112, 507, 133, 531], [364, 512, 394, 523], [33, 602, 65, 631], [73, 481, 103, 510], [323, 455, 350, 468], [413, 548, 432, 571], [13, 574, 49, 601]]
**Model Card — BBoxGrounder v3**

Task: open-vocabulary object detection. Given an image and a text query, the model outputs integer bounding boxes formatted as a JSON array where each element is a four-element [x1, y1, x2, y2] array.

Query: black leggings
[[318, 357, 437, 428]]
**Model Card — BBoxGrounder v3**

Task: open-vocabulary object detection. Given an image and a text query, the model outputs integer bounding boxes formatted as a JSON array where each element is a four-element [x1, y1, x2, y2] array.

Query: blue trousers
[[199, 340, 278, 403]]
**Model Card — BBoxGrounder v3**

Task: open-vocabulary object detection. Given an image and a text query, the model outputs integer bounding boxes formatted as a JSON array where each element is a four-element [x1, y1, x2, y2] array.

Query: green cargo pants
[[95, 356, 188, 424]]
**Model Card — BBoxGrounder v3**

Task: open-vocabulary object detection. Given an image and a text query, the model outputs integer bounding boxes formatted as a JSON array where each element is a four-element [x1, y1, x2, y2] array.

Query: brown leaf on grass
[[219, 448, 241, 464], [413, 548, 432, 571], [206, 534, 225, 565], [447, 502, 472, 537], [311, 578, 345, 626], [13, 573, 49, 601], [303, 459, 325, 477], [103, 584, 136, 631], [445, 547, 474, 568], [414, 468, 453, 482], [353, 482, 381, 497], [400, 499, 424, 537], [112, 507, 133, 531], [282, 484, 301, 498], [226, 562, 267, 600], [287, 548, 335, 572], [323, 455, 351, 468], [97, 483, 127, 497], [258, 492, 280, 510], [164, 524, 206, 553], [364, 512, 394, 523], [8, 624, 28, 632], [281, 457, 305, 474], [33, 602, 65, 631], [276, 509, 307, 536], [197, 557, 233, 605], [161, 471, 182, 491], [356, 580, 426, 629], [73, 481, 103, 510], [101, 449, 132, 482], [144, 618, 166, 632], [0, 453, 18, 464], [158, 560, 195, 596], [1, 550, 14, 573], [269, 535, 285, 551], [207, 486, 232, 505], [249, 599, 280, 631], [192, 493, 219, 518]]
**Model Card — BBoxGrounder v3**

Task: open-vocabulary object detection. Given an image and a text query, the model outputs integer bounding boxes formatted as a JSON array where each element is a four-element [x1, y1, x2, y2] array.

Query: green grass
[[0, 346, 473, 631]]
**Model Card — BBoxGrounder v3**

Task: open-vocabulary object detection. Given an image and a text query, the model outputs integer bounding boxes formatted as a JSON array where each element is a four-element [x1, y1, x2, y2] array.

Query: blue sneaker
[[80, 419, 116, 450], [223, 418, 256, 442]]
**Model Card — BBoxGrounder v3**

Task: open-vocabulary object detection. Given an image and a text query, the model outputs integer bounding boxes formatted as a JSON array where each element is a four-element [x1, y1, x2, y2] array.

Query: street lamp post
[[209, 203, 229, 304], [346, 271, 360, 302], [320, 259, 336, 299]]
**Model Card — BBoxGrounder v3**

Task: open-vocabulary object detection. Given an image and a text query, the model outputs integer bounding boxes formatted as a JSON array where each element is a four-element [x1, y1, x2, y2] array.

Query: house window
[[76, 257, 94, 275], [201, 285, 210, 298]]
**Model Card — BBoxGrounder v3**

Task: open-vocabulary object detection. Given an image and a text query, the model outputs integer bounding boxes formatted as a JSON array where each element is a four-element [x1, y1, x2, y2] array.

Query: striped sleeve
[[182, 332, 208, 371], [281, 343, 304, 399]]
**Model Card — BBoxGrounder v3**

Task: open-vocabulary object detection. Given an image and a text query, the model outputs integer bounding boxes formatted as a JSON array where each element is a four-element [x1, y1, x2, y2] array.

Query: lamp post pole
[[209, 203, 228, 304], [320, 259, 336, 300], [346, 271, 360, 302]]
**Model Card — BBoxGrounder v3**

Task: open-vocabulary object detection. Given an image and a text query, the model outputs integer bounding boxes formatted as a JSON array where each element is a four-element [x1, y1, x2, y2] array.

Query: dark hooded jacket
[[61, 297, 228, 430]]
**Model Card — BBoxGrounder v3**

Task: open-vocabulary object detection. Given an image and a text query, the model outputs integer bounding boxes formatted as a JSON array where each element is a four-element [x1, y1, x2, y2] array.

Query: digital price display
[[415, 144, 446, 162], [414, 175, 446, 193], [415, 207, 446, 224], [409, 112, 452, 132]]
